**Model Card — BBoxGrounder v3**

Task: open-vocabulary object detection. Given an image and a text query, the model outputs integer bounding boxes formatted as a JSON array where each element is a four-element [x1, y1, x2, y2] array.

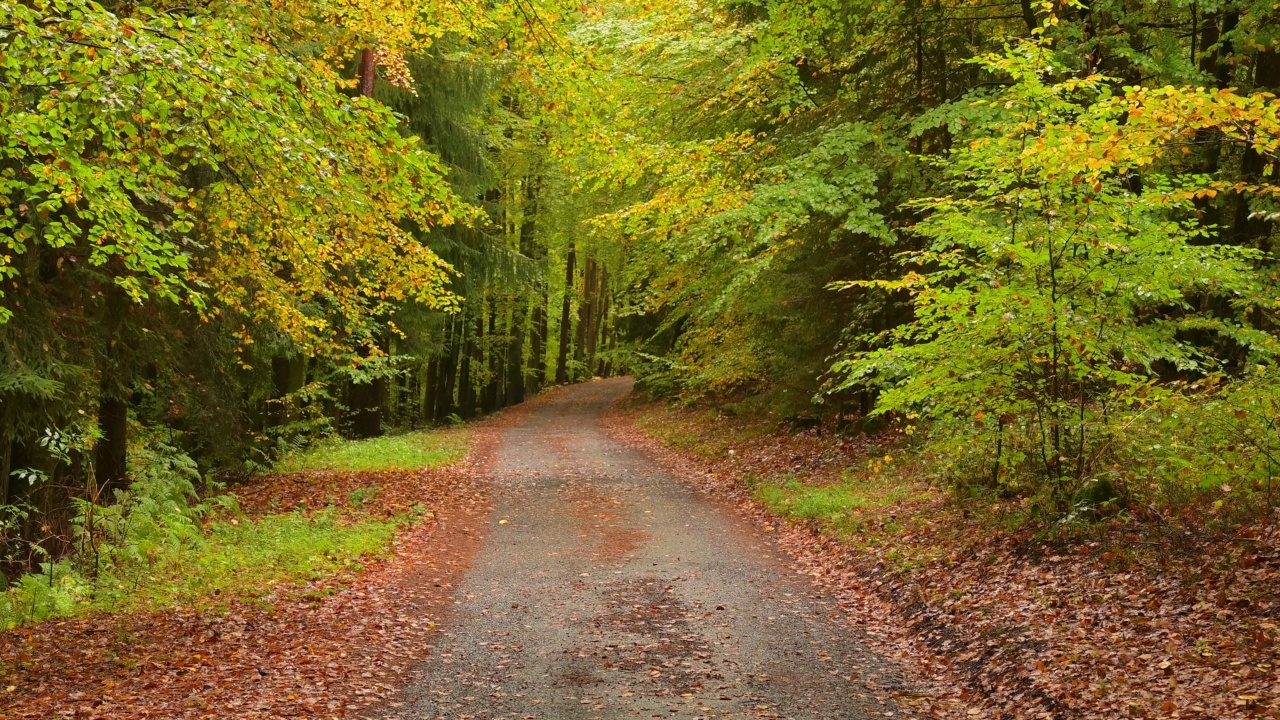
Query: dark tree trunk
[[595, 269, 611, 376], [507, 181, 539, 406], [422, 356, 437, 424], [555, 243, 576, 384], [1228, 50, 1280, 251], [1198, 11, 1238, 88], [95, 389, 128, 496], [348, 379, 385, 438], [439, 314, 463, 420], [0, 418, 10, 507], [270, 355, 306, 430], [1020, 0, 1037, 33], [528, 290, 547, 395], [507, 298, 527, 407], [484, 301, 502, 413], [460, 312, 477, 419]]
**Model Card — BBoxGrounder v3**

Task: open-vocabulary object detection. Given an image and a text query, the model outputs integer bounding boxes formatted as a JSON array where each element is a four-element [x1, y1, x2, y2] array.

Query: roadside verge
[[606, 398, 1280, 720]]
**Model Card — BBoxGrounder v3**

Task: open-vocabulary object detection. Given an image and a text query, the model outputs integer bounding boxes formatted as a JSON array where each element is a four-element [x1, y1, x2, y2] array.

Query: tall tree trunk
[[460, 312, 476, 419], [1199, 11, 1238, 88], [594, 269, 610, 376], [95, 386, 128, 496], [0, 416, 11, 507], [555, 243, 576, 383], [348, 378, 384, 438], [421, 356, 437, 424], [483, 300, 501, 413], [528, 288, 547, 395], [436, 314, 462, 421], [1020, 0, 1037, 33], [507, 297, 527, 406], [358, 48, 376, 97], [1229, 50, 1280, 252], [270, 354, 306, 432], [507, 180, 540, 405], [576, 256, 597, 371]]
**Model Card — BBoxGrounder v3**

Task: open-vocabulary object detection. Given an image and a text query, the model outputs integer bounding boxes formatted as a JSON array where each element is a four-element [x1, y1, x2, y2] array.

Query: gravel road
[[388, 379, 908, 720]]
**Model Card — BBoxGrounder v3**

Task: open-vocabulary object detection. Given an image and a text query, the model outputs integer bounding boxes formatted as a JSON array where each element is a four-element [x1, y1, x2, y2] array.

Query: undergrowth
[[0, 427, 463, 630], [275, 427, 470, 473], [754, 472, 928, 538]]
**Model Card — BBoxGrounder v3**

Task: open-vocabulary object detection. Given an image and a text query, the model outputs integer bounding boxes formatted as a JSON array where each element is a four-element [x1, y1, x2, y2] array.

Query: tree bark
[[358, 48, 376, 97], [576, 257, 597, 371], [555, 243, 576, 383], [95, 388, 128, 496], [460, 312, 476, 419], [529, 288, 547, 395], [483, 300, 501, 413], [507, 297, 527, 406], [422, 355, 437, 424], [436, 314, 462, 421]]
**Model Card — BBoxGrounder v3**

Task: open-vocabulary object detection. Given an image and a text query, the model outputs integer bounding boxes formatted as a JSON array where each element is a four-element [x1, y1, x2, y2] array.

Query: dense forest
[[3, 0, 1280, 599]]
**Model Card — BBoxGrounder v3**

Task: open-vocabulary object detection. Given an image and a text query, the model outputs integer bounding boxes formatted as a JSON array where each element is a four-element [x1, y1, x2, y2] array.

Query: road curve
[[388, 378, 908, 720]]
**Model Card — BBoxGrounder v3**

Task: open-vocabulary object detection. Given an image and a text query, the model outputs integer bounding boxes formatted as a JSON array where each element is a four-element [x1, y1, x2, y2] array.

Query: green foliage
[[275, 428, 470, 473], [754, 473, 926, 535], [0, 440, 404, 629], [1113, 369, 1280, 516], [831, 43, 1280, 503], [106, 507, 399, 614], [0, 0, 467, 350]]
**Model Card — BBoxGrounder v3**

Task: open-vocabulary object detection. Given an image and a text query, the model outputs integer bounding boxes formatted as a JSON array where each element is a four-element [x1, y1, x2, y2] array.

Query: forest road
[[388, 378, 909, 720]]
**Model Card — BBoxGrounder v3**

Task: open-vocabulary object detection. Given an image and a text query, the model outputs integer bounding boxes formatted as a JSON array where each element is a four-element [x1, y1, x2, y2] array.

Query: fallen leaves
[[609, 400, 1280, 720], [0, 423, 505, 719]]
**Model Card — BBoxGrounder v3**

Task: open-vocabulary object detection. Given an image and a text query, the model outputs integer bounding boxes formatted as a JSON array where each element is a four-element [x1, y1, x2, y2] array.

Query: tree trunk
[[95, 388, 128, 497], [270, 355, 306, 431], [576, 256, 597, 371], [507, 181, 540, 404], [359, 48, 376, 97], [528, 289, 547, 395], [483, 300, 501, 413], [1228, 50, 1280, 252], [507, 297, 527, 406], [348, 379, 384, 438], [445, 313, 464, 420], [595, 269, 611, 376], [555, 243, 576, 383], [0, 417, 10, 507], [421, 356, 437, 424], [460, 312, 476, 419]]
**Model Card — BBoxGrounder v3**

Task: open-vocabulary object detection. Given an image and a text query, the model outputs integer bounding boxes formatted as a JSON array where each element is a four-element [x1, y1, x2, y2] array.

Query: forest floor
[[611, 394, 1280, 720], [0, 426, 497, 719], [6, 380, 1278, 720]]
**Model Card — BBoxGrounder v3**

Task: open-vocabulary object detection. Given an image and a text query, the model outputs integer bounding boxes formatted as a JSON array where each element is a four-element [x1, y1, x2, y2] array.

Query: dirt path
[[388, 379, 909, 720]]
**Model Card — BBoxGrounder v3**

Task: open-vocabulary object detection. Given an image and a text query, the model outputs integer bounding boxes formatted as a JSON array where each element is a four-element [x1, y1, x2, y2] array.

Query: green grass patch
[[0, 430, 460, 630], [0, 507, 409, 629], [276, 427, 469, 473], [754, 472, 928, 536], [103, 508, 404, 613]]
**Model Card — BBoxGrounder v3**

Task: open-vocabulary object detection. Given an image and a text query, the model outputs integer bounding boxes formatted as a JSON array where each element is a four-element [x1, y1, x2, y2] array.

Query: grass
[[109, 509, 405, 613], [0, 507, 412, 629], [275, 427, 470, 473], [754, 471, 928, 537], [0, 426, 471, 630], [633, 404, 773, 460]]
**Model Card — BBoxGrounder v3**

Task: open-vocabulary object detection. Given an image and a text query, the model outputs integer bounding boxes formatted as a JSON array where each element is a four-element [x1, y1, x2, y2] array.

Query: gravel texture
[[389, 378, 909, 720]]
